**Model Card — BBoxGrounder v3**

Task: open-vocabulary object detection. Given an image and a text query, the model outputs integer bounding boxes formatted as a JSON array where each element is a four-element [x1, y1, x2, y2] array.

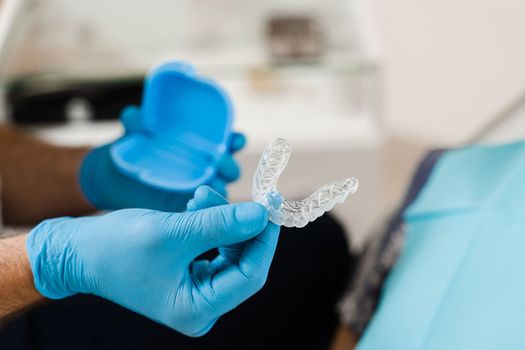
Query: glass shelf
[[3, 0, 382, 139]]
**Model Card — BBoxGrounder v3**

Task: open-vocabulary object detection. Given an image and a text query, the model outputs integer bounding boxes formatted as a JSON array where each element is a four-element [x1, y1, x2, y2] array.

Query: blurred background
[[1, 0, 525, 248]]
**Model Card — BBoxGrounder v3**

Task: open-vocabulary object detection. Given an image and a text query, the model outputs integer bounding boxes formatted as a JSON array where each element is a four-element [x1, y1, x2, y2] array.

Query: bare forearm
[[0, 125, 95, 225], [0, 233, 44, 323], [330, 325, 357, 350]]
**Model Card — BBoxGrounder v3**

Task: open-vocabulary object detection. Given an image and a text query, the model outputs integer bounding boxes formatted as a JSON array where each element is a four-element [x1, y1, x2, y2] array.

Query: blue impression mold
[[110, 61, 233, 191]]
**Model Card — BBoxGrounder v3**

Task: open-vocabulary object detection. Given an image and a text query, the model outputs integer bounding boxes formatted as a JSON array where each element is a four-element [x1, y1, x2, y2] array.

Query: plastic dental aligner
[[252, 138, 359, 228]]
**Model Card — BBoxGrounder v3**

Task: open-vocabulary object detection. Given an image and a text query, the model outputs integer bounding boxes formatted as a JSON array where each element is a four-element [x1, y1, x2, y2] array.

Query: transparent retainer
[[252, 138, 359, 228]]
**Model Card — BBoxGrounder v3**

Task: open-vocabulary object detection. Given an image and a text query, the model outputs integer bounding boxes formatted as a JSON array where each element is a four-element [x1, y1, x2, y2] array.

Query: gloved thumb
[[175, 202, 269, 256]]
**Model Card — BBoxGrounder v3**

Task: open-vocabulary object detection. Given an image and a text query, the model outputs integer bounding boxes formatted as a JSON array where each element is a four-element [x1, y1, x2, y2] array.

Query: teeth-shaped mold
[[252, 138, 359, 228]]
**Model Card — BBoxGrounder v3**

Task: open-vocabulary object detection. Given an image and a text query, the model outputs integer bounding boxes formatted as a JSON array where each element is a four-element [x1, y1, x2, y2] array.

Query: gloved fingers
[[192, 255, 230, 280], [170, 202, 268, 256], [186, 186, 246, 263], [209, 178, 227, 198], [187, 186, 228, 212], [207, 254, 230, 274], [190, 259, 212, 285], [202, 223, 280, 316], [213, 133, 244, 186], [120, 105, 142, 134], [218, 244, 244, 264], [216, 154, 241, 182], [229, 132, 246, 153]]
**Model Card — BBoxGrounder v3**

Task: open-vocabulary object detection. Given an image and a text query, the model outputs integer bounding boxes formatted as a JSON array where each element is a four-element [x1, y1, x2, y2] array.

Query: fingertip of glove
[[120, 105, 141, 133], [190, 185, 218, 209], [230, 132, 247, 152], [233, 202, 268, 232], [194, 185, 213, 199], [186, 198, 196, 211]]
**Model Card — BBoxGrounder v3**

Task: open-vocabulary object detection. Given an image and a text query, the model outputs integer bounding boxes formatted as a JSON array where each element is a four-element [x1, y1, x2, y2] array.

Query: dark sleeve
[[338, 149, 445, 338]]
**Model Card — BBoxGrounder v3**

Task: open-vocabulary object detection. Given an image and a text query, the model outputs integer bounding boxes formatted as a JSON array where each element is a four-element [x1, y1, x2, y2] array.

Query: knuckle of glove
[[239, 260, 269, 292]]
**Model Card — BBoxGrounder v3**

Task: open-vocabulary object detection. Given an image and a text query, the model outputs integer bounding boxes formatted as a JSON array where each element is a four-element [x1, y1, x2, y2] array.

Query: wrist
[[0, 234, 45, 320], [15, 234, 43, 302]]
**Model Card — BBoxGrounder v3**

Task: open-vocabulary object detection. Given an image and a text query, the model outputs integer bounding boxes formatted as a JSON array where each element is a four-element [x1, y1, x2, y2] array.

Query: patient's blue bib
[[358, 140, 525, 350]]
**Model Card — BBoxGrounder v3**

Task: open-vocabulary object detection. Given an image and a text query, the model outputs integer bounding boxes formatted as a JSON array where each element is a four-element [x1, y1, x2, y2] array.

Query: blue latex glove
[[186, 186, 281, 275], [80, 106, 246, 212], [26, 191, 280, 336]]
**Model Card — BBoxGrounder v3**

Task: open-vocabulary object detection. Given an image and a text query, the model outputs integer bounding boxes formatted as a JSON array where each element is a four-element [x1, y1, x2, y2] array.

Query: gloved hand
[[80, 106, 245, 212], [186, 186, 272, 269], [26, 189, 280, 336]]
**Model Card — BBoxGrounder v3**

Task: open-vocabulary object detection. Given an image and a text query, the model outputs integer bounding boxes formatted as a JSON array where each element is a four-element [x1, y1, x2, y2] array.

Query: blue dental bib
[[110, 62, 233, 191], [358, 140, 525, 350]]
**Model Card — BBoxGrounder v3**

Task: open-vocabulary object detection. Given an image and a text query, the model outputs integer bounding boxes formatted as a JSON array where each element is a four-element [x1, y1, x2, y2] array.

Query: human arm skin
[[0, 125, 94, 225], [330, 325, 357, 350], [0, 233, 44, 323]]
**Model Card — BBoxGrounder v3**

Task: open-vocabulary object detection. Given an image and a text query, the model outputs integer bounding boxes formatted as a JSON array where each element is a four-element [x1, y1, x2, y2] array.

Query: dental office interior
[[1, 0, 525, 349]]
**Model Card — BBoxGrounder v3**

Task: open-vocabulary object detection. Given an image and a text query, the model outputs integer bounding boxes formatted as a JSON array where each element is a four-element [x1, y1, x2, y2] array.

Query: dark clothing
[[1, 214, 354, 350], [338, 150, 445, 337]]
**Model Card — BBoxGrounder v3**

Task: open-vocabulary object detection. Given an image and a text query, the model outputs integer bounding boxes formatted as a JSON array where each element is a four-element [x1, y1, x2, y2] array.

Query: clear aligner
[[252, 138, 359, 228]]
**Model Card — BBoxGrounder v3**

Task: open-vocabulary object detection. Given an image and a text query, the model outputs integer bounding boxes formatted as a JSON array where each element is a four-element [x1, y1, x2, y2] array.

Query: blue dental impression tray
[[110, 61, 233, 191]]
